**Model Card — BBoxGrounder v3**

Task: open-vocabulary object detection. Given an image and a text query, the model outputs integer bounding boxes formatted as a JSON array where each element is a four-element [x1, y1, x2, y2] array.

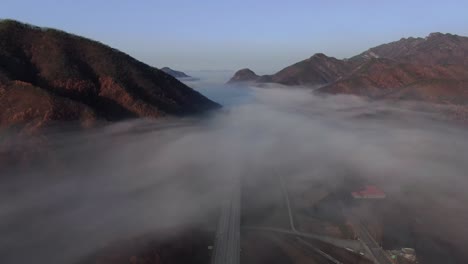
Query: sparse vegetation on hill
[[229, 33, 468, 114], [0, 20, 220, 131]]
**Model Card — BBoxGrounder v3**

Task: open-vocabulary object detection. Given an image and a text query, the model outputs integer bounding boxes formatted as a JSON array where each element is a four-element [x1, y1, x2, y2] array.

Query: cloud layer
[[1, 83, 468, 264]]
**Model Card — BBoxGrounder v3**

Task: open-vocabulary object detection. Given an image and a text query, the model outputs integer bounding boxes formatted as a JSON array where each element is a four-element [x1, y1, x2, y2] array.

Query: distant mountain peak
[[238, 68, 257, 74], [227, 68, 259, 83], [160, 67, 191, 78]]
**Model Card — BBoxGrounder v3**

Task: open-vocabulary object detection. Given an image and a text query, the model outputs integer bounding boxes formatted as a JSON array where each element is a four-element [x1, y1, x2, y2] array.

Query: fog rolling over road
[[2, 74, 468, 264], [211, 177, 241, 264]]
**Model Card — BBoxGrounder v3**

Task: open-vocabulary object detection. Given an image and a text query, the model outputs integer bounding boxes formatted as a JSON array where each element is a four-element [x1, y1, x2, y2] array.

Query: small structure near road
[[351, 185, 386, 199]]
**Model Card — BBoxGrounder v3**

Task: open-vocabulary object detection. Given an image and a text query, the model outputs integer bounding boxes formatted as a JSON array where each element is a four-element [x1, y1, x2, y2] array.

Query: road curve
[[242, 226, 364, 251]]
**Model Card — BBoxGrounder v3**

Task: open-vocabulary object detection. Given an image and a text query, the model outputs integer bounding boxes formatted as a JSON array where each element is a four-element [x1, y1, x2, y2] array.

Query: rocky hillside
[[229, 32, 468, 108], [350, 33, 468, 66], [320, 58, 468, 103], [263, 53, 355, 86], [0, 20, 219, 131], [321, 33, 468, 104], [228, 54, 354, 86]]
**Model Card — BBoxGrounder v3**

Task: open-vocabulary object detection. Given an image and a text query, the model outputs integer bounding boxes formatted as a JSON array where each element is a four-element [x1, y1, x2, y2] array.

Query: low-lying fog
[[1, 73, 468, 264]]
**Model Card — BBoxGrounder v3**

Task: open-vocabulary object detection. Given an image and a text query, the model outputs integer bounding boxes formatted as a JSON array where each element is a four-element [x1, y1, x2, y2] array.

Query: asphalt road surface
[[211, 181, 240, 264]]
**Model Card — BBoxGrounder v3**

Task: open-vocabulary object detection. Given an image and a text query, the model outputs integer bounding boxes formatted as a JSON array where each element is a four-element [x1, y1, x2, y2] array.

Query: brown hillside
[[0, 20, 220, 130]]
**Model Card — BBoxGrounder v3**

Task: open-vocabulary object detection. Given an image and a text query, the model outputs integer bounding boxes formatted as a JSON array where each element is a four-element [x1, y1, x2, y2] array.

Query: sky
[[1, 0, 468, 72]]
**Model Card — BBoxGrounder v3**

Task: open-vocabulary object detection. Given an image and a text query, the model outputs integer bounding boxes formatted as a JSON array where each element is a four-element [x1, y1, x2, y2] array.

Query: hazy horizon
[[2, 0, 468, 72]]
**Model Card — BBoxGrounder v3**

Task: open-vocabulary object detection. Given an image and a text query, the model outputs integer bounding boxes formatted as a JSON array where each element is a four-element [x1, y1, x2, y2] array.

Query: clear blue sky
[[1, 0, 467, 72]]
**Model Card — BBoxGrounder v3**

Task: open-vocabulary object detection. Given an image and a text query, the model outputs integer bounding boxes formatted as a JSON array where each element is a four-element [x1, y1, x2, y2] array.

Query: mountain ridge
[[228, 32, 468, 112], [0, 20, 220, 131]]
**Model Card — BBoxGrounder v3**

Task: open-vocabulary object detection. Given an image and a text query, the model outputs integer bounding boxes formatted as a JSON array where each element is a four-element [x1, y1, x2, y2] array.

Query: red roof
[[352, 185, 386, 199]]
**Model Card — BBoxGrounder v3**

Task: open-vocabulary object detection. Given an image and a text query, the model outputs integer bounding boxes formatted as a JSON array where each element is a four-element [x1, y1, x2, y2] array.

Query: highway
[[211, 180, 240, 264]]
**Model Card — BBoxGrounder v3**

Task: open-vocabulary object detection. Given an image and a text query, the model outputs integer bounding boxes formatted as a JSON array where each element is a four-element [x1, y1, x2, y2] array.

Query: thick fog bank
[[1, 83, 468, 264]]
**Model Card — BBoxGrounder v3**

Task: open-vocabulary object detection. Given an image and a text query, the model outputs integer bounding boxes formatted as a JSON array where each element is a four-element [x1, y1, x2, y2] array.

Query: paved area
[[211, 182, 240, 264]]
